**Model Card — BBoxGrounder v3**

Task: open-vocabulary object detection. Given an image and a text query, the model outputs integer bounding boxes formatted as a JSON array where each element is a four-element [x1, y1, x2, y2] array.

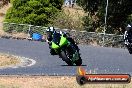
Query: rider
[[124, 23, 132, 45], [46, 26, 79, 55]]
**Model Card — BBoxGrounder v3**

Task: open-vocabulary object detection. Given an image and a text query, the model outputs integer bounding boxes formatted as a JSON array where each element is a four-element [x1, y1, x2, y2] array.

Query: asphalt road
[[0, 38, 132, 75]]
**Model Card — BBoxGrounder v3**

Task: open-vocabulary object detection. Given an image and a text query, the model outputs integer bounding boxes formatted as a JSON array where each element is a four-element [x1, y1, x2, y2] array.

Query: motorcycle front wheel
[[60, 51, 73, 66]]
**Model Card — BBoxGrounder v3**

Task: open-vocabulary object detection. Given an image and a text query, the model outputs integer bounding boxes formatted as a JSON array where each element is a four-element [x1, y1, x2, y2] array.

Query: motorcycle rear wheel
[[75, 56, 82, 66]]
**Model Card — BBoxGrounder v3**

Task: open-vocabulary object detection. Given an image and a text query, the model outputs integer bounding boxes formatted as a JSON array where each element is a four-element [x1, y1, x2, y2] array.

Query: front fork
[[67, 42, 80, 63]]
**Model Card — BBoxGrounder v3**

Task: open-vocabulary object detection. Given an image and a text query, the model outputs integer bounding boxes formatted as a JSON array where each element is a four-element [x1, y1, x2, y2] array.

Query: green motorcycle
[[51, 33, 82, 66]]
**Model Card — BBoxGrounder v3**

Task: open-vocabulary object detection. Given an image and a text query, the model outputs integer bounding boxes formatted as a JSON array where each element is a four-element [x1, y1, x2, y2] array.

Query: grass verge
[[0, 53, 20, 67], [0, 76, 131, 88]]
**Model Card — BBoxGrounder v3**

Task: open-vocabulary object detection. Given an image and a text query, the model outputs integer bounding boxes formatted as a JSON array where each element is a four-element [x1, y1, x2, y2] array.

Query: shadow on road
[[61, 65, 87, 66]]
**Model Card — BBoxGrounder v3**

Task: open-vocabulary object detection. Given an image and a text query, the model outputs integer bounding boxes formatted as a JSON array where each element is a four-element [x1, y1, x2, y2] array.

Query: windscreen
[[52, 33, 61, 45]]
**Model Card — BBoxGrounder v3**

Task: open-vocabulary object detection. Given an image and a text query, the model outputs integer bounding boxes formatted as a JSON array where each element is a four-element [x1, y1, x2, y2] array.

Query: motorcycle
[[124, 30, 132, 54], [51, 33, 82, 66]]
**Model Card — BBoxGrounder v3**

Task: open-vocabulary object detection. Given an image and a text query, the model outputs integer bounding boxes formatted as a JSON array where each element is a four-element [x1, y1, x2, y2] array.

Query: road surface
[[0, 38, 132, 75]]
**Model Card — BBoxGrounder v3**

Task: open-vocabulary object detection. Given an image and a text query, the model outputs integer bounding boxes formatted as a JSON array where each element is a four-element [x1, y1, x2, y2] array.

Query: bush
[[4, 0, 63, 32], [3, 23, 29, 33], [51, 10, 84, 30]]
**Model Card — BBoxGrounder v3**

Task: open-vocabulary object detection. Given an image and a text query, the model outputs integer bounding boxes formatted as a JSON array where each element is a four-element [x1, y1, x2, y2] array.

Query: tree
[[5, 0, 63, 26], [77, 0, 132, 34]]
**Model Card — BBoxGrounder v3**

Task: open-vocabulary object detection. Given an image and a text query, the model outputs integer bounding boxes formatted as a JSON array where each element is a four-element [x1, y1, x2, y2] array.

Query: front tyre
[[60, 51, 73, 66]]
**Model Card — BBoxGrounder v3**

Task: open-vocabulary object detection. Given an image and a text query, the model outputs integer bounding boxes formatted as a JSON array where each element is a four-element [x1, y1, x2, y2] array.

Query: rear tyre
[[60, 51, 73, 66], [75, 55, 82, 66]]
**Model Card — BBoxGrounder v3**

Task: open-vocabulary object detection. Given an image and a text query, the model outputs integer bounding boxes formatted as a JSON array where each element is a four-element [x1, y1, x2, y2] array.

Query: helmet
[[127, 23, 132, 28], [126, 23, 132, 31], [127, 24, 132, 28], [46, 27, 55, 33], [46, 27, 55, 37]]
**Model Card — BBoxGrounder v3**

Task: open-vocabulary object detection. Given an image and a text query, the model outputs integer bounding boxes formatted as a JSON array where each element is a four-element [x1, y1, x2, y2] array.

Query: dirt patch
[[0, 53, 36, 69], [0, 3, 12, 22], [0, 3, 12, 35], [11, 32, 29, 39], [0, 53, 21, 67], [0, 76, 131, 88]]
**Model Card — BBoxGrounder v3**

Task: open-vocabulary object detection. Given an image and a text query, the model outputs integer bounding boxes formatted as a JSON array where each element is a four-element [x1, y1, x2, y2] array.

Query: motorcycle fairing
[[51, 33, 68, 49]]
